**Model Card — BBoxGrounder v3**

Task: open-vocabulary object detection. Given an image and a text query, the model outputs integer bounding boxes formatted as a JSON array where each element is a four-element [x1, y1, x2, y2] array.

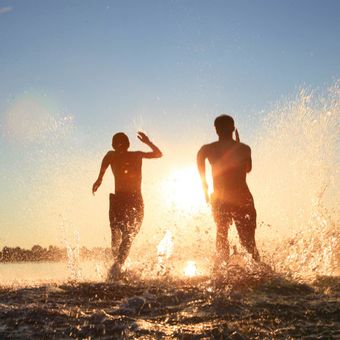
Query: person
[[197, 115, 260, 268], [92, 131, 162, 279]]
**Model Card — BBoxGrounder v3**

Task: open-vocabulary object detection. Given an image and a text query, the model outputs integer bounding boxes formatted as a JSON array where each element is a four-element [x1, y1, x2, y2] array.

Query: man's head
[[214, 114, 235, 137], [112, 132, 130, 151]]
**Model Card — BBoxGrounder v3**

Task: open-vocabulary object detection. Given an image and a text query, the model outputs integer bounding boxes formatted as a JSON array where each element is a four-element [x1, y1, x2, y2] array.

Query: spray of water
[[251, 84, 340, 278], [65, 239, 82, 281], [156, 230, 174, 275]]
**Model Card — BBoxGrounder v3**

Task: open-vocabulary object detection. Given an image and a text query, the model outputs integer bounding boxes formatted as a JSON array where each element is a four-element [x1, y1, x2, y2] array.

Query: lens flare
[[1, 93, 71, 144]]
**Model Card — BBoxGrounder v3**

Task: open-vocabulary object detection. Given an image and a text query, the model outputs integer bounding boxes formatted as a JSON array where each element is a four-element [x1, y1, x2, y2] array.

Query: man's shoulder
[[237, 142, 251, 154], [128, 151, 144, 159], [199, 141, 218, 152], [102, 151, 114, 164], [239, 141, 250, 148], [105, 150, 115, 158]]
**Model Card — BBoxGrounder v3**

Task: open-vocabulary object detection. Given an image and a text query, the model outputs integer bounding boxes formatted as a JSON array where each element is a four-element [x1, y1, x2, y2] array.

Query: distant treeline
[[0, 245, 112, 263]]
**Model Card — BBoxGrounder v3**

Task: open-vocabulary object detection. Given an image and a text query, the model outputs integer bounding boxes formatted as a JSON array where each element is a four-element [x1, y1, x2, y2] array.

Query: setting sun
[[161, 166, 210, 212]]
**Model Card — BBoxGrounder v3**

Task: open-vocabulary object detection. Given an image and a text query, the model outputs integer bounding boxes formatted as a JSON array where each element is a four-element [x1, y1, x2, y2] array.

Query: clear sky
[[0, 0, 339, 248]]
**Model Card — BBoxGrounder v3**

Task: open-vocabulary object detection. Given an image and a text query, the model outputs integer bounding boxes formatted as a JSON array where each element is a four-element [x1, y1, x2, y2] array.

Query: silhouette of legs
[[215, 221, 231, 265], [110, 194, 122, 259], [212, 201, 233, 264], [212, 199, 260, 265], [116, 218, 142, 265], [109, 193, 144, 266], [234, 207, 260, 261], [110, 225, 122, 259]]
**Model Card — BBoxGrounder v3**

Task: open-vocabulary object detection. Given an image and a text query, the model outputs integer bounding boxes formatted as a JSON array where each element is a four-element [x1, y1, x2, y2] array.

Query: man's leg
[[234, 205, 260, 261], [212, 200, 232, 265], [116, 198, 144, 266], [109, 194, 122, 259], [110, 225, 122, 259]]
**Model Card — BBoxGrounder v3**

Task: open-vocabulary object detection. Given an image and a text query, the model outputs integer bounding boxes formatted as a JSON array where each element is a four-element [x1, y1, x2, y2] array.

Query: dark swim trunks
[[109, 193, 144, 263], [212, 196, 256, 231], [109, 193, 144, 230], [211, 193, 259, 261]]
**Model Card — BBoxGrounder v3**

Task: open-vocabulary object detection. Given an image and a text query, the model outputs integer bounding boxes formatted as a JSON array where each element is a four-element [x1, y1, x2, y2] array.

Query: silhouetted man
[[92, 132, 162, 279], [197, 115, 260, 268]]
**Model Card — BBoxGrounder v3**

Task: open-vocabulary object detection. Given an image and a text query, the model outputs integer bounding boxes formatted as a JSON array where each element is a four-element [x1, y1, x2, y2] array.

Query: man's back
[[92, 132, 162, 197], [109, 151, 143, 194], [203, 140, 252, 204]]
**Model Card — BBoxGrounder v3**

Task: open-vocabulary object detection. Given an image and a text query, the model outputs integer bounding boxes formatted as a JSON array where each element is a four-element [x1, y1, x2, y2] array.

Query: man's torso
[[108, 151, 143, 195], [205, 140, 253, 205]]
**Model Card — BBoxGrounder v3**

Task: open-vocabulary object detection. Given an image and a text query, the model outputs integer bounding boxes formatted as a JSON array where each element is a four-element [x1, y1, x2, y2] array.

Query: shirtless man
[[92, 132, 162, 278], [197, 115, 260, 267]]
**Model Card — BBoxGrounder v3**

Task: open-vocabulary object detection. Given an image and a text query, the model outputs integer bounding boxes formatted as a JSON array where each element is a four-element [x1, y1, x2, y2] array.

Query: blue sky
[[0, 0, 339, 247], [1, 1, 339, 125]]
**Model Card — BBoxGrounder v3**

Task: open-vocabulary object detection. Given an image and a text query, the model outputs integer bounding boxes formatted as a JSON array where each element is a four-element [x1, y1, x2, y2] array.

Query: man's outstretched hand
[[92, 178, 102, 195], [137, 131, 151, 144]]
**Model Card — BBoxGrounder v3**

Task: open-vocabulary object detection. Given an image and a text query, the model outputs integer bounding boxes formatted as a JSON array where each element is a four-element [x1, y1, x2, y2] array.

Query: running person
[[197, 115, 260, 267], [92, 132, 162, 278]]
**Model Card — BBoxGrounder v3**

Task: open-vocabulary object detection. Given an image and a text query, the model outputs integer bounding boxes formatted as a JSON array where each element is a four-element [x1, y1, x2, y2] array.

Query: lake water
[[0, 260, 339, 338], [0, 260, 108, 287]]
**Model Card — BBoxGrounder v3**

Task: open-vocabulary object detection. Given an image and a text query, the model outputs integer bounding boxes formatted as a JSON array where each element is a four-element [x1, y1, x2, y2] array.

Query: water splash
[[272, 202, 339, 278], [65, 232, 82, 282], [156, 230, 173, 275], [60, 218, 83, 281], [252, 83, 340, 278], [157, 230, 174, 259]]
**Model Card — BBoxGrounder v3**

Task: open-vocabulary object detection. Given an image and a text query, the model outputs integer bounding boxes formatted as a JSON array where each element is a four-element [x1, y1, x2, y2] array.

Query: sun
[[161, 165, 210, 212]]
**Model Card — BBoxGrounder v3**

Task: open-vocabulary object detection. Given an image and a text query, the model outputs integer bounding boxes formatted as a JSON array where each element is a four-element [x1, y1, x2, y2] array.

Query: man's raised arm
[[92, 152, 112, 195], [197, 146, 210, 203], [138, 131, 163, 158]]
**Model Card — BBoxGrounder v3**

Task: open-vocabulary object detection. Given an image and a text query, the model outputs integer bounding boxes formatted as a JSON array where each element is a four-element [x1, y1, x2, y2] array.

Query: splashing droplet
[[157, 230, 173, 259]]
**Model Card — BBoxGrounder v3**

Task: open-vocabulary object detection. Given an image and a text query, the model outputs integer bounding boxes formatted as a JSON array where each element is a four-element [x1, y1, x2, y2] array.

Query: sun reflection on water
[[184, 260, 197, 277]]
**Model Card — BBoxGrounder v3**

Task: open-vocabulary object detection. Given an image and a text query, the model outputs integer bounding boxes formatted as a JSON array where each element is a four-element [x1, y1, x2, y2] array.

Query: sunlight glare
[[161, 166, 209, 212], [184, 260, 197, 277]]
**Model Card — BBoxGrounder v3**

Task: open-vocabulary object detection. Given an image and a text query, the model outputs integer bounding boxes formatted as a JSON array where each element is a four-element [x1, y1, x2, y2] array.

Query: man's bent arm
[[138, 132, 163, 158], [92, 152, 111, 194], [197, 146, 209, 202], [142, 140, 163, 158]]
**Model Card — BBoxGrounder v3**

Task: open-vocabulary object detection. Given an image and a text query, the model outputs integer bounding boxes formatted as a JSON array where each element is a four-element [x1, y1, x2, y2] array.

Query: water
[[0, 262, 339, 338], [0, 261, 106, 287], [0, 84, 339, 337]]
